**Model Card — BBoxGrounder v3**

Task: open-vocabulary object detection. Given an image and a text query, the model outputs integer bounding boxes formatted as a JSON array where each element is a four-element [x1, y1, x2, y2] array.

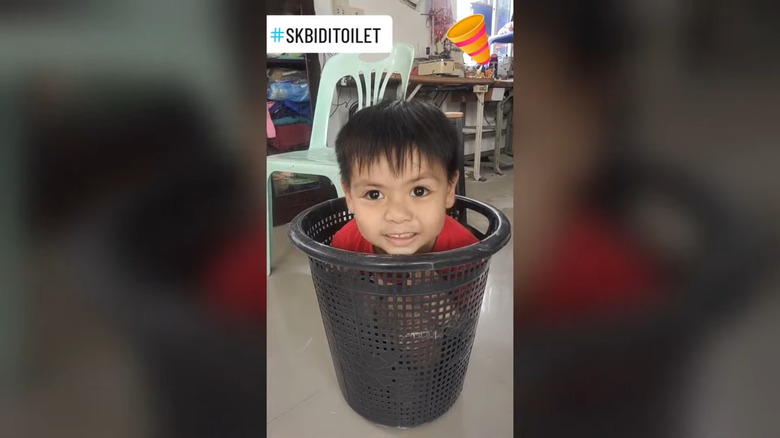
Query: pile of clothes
[[267, 67, 312, 151]]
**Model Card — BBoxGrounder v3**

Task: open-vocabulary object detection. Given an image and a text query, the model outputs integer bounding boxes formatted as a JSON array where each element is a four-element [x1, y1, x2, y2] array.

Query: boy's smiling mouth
[[383, 232, 417, 246]]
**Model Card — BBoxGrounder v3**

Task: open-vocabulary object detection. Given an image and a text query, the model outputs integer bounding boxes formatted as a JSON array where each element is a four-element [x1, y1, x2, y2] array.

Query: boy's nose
[[384, 198, 412, 223]]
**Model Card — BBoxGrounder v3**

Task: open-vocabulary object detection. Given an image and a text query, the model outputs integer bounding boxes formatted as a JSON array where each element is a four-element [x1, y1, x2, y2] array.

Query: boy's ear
[[446, 170, 459, 209]]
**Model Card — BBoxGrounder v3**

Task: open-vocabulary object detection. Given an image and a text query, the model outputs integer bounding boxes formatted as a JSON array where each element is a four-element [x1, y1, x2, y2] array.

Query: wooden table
[[409, 75, 513, 86], [407, 75, 514, 181]]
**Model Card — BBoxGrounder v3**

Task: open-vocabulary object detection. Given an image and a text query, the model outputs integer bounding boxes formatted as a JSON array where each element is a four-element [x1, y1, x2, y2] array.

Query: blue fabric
[[489, 32, 514, 45], [272, 116, 312, 126], [267, 80, 310, 102], [282, 99, 312, 119], [269, 100, 312, 121]]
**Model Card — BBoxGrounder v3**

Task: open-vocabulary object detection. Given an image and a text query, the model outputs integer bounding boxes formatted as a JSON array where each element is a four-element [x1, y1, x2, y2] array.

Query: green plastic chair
[[267, 43, 416, 276]]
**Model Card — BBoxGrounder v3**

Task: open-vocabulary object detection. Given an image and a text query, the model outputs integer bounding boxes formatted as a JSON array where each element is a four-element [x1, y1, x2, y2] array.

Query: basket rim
[[288, 195, 511, 272]]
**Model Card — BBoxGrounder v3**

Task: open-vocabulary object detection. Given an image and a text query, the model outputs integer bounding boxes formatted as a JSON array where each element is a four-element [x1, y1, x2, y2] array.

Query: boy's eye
[[411, 186, 429, 197], [365, 190, 383, 200]]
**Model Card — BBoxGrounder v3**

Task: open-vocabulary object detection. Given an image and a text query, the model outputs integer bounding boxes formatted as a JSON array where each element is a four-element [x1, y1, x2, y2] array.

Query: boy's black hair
[[335, 99, 460, 186]]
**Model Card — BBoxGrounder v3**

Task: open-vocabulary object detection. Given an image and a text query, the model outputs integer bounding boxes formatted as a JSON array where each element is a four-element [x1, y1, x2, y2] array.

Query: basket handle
[[449, 195, 502, 241]]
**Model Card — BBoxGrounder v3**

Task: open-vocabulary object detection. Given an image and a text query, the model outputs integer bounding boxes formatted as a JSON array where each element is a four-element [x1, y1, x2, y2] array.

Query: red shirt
[[331, 216, 479, 253]]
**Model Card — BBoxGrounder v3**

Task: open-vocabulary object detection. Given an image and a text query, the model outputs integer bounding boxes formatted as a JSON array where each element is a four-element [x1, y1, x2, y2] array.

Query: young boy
[[331, 99, 478, 254]]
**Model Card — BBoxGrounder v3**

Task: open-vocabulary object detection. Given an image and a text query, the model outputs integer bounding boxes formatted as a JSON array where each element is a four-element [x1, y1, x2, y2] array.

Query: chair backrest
[[309, 43, 415, 150]]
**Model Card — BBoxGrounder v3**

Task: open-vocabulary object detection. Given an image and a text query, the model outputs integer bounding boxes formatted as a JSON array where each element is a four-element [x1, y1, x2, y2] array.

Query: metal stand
[[492, 90, 513, 174], [472, 85, 487, 181]]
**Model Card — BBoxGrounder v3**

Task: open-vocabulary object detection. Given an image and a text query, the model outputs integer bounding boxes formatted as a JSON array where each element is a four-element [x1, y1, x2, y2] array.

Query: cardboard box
[[417, 59, 464, 76], [487, 87, 505, 101]]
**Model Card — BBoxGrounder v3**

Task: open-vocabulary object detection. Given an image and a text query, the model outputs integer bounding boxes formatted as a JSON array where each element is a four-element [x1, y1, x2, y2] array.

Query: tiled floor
[[267, 168, 514, 437]]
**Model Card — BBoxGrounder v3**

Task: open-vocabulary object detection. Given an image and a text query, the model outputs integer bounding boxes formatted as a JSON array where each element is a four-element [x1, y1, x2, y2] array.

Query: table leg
[[406, 84, 422, 101], [505, 95, 513, 156], [446, 111, 469, 226], [494, 98, 504, 175], [447, 114, 467, 198], [474, 90, 486, 182]]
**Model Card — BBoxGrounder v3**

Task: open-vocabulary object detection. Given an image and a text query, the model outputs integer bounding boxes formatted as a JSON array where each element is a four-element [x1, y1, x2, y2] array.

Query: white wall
[[313, 0, 431, 54]]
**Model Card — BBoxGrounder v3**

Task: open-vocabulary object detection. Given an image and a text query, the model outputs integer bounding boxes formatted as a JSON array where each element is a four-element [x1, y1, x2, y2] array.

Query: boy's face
[[342, 151, 457, 255]]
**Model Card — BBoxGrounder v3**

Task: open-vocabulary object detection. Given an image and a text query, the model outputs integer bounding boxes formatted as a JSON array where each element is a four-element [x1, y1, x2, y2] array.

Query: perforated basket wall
[[289, 196, 510, 428]]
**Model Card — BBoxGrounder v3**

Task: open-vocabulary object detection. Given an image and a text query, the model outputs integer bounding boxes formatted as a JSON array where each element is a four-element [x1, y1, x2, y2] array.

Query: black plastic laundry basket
[[289, 195, 511, 428]]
